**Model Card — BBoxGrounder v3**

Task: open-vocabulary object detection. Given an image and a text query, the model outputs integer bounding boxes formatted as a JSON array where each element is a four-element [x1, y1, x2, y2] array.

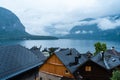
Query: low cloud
[[0, 0, 120, 35], [97, 18, 120, 30]]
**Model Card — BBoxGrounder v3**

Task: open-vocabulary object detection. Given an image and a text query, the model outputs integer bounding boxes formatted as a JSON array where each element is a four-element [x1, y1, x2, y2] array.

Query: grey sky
[[0, 0, 120, 35]]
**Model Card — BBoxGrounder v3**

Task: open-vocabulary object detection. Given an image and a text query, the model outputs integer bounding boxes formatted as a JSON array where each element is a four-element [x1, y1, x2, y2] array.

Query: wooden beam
[[40, 71, 63, 77]]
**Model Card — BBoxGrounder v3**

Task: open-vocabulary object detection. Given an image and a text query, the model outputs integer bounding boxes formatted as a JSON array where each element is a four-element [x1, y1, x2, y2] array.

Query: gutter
[[1, 62, 43, 80]]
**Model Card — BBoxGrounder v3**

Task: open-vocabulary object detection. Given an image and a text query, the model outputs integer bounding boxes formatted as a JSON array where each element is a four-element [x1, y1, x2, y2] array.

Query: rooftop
[[91, 49, 120, 70], [55, 48, 88, 73], [0, 45, 45, 79], [54, 48, 120, 73]]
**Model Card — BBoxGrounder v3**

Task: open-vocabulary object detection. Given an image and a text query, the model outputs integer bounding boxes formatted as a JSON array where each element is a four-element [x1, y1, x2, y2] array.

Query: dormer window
[[85, 66, 91, 71], [112, 58, 116, 62]]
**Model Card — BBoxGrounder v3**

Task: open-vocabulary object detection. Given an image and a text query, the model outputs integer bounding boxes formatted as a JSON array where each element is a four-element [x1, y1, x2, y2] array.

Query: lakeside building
[[0, 45, 120, 80], [39, 48, 120, 80], [0, 45, 46, 80]]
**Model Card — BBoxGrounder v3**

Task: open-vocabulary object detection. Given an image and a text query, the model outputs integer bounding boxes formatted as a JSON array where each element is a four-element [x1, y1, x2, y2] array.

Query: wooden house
[[39, 47, 120, 80], [75, 60, 112, 80], [0, 45, 46, 80], [39, 48, 88, 80], [75, 49, 120, 80]]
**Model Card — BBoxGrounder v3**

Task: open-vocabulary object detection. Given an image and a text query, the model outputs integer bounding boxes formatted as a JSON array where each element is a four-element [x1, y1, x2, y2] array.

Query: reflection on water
[[0, 39, 120, 53]]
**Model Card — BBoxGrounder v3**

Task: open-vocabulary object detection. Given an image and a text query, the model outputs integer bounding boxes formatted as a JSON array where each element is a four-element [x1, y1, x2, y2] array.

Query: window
[[65, 70, 69, 74], [40, 77, 42, 80], [85, 66, 91, 71]]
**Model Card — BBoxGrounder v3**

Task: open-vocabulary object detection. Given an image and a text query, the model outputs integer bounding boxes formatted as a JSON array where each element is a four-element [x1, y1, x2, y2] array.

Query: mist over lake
[[0, 39, 120, 53]]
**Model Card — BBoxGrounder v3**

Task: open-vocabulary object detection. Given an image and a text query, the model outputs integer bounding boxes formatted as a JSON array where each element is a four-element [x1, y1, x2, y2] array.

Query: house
[[42, 47, 59, 57], [30, 46, 47, 61], [75, 59, 111, 80], [103, 48, 120, 70], [39, 48, 88, 80], [75, 49, 120, 80], [0, 45, 46, 80], [39, 47, 120, 80]]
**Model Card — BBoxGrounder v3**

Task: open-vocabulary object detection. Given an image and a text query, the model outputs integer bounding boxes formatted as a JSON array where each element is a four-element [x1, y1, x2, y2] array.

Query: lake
[[0, 39, 120, 53]]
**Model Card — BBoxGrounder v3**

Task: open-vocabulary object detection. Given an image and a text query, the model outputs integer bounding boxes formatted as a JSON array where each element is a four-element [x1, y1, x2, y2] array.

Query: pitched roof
[[91, 53, 107, 69], [55, 48, 88, 73], [91, 50, 120, 70], [30, 46, 46, 61], [54, 48, 120, 72], [81, 51, 93, 59], [105, 49, 120, 56], [0, 45, 44, 80]]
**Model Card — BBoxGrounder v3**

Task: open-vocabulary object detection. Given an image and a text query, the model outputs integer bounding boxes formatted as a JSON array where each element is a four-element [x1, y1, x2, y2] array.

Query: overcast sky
[[0, 0, 120, 35]]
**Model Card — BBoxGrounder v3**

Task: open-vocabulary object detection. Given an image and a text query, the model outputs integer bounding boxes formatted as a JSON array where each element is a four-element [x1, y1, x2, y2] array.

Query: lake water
[[0, 39, 120, 53]]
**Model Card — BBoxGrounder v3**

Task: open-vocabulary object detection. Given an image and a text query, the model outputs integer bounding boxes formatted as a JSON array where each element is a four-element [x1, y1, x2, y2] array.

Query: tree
[[94, 42, 107, 56], [111, 70, 120, 80], [101, 43, 107, 52]]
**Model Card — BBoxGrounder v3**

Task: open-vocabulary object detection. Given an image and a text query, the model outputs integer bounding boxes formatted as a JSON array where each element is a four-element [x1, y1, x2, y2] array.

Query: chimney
[[77, 53, 81, 58], [86, 51, 92, 58], [111, 46, 117, 55], [31, 46, 38, 50], [69, 56, 79, 67], [101, 51, 104, 60], [111, 46, 115, 50], [39, 45, 42, 51], [66, 49, 72, 55], [75, 56, 79, 64], [69, 49, 72, 55], [42, 48, 48, 52]]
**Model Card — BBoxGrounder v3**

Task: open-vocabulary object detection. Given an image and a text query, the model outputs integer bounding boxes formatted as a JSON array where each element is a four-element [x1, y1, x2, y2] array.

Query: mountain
[[63, 15, 120, 40], [0, 7, 58, 40], [0, 7, 28, 36]]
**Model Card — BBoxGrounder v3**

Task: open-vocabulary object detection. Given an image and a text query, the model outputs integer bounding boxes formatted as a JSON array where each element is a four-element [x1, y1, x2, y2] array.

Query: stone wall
[[39, 72, 61, 80]]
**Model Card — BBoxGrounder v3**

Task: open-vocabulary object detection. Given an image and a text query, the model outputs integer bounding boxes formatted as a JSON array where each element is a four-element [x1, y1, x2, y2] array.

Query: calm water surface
[[0, 39, 120, 53]]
